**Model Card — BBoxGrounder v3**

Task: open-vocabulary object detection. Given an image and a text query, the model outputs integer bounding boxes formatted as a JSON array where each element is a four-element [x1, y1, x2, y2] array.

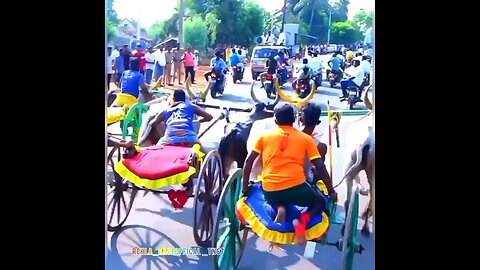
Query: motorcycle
[[263, 73, 277, 99], [232, 64, 244, 83], [328, 71, 343, 88], [209, 69, 227, 99], [345, 75, 369, 110], [292, 78, 313, 99]]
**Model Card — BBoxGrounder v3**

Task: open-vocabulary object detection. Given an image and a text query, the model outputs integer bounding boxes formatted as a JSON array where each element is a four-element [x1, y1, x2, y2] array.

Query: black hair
[[302, 58, 308, 64], [356, 52, 363, 57], [274, 104, 295, 125], [129, 57, 141, 71], [302, 103, 322, 127], [215, 50, 222, 58], [238, 49, 242, 55], [173, 89, 186, 102], [232, 48, 236, 54]]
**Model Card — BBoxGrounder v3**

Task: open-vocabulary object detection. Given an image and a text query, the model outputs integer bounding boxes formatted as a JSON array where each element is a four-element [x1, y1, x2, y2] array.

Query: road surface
[[106, 66, 374, 270]]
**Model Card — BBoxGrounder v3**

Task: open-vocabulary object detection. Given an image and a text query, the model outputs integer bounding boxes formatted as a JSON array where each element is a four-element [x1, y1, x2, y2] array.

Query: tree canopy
[[330, 21, 363, 44]]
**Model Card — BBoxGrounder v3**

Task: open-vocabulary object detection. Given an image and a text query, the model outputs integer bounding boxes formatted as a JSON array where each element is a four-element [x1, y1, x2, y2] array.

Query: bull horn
[[184, 75, 197, 100], [250, 81, 261, 103], [276, 78, 294, 104], [364, 85, 373, 110]]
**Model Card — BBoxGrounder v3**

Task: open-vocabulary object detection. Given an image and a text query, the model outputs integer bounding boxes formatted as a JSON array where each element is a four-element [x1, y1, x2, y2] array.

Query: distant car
[[326, 45, 337, 53], [250, 45, 294, 80]]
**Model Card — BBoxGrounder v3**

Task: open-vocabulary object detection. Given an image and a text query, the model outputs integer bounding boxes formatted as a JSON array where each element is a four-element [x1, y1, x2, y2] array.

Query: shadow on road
[[108, 225, 213, 270], [217, 93, 252, 104]]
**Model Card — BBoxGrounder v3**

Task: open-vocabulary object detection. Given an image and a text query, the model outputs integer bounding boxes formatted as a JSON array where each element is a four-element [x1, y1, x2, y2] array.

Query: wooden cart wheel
[[122, 103, 149, 142], [212, 169, 248, 270], [340, 188, 361, 270], [193, 150, 224, 247], [107, 146, 138, 231]]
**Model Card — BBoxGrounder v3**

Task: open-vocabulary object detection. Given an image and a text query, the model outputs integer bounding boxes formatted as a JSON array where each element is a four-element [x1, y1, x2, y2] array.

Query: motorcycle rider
[[339, 57, 365, 101], [308, 51, 323, 86], [264, 51, 281, 98], [229, 48, 240, 72], [295, 58, 314, 94], [327, 52, 343, 83], [237, 49, 246, 74], [204, 50, 228, 82], [360, 55, 372, 87]]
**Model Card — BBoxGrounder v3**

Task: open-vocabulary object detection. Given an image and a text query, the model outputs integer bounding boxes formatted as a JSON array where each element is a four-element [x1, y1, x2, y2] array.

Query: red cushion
[[122, 145, 193, 179]]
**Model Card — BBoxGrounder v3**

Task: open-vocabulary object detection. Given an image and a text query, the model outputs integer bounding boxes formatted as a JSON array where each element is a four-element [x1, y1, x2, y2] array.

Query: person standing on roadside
[[183, 47, 195, 84]]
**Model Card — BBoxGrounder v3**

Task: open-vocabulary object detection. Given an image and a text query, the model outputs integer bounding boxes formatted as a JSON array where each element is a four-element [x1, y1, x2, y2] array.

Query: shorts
[[113, 93, 138, 107], [263, 182, 325, 207], [145, 69, 153, 84]]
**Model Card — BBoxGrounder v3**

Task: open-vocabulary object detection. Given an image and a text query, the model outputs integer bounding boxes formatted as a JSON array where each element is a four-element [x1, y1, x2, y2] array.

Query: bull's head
[[250, 81, 280, 109]]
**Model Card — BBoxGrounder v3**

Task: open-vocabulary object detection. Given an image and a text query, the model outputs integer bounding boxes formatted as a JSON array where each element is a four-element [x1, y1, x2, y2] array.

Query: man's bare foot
[[293, 219, 307, 245]]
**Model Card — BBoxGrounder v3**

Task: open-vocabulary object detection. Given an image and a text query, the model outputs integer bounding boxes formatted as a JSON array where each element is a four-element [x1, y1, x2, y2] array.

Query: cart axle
[[327, 240, 365, 254]]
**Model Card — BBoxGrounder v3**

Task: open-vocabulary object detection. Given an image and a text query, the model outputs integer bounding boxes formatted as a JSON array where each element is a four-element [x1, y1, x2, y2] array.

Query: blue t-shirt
[[120, 70, 144, 97], [211, 57, 228, 71], [164, 101, 198, 144], [230, 53, 240, 66], [115, 56, 124, 74], [329, 56, 341, 71]]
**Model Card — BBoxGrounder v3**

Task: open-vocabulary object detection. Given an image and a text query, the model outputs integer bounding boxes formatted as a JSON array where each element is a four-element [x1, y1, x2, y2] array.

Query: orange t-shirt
[[253, 125, 321, 191]]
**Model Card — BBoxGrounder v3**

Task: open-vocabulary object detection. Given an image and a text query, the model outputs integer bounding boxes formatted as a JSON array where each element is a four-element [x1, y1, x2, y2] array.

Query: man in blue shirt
[[204, 50, 228, 81], [327, 52, 343, 80], [113, 57, 154, 106], [230, 48, 240, 67]]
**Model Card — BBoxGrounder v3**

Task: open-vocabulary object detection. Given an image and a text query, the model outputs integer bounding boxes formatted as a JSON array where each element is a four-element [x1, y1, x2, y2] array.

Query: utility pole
[[178, 0, 185, 48], [327, 9, 332, 45], [281, 0, 287, 33]]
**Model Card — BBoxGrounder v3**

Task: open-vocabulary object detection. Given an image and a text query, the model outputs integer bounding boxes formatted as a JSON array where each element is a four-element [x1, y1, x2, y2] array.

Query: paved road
[[106, 67, 374, 270]]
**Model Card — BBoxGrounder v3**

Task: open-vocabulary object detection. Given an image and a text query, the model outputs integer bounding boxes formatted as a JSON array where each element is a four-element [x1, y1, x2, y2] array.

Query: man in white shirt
[[339, 57, 364, 100], [360, 56, 371, 76], [144, 48, 155, 84], [193, 50, 200, 83], [153, 46, 166, 86], [111, 46, 120, 60], [107, 46, 114, 90]]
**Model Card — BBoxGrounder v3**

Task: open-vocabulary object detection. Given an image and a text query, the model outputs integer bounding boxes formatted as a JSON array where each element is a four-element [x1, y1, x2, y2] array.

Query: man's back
[[329, 56, 341, 71], [230, 53, 240, 65], [253, 126, 320, 191]]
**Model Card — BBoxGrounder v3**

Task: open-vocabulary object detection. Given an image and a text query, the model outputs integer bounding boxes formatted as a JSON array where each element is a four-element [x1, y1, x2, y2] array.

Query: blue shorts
[[154, 64, 164, 78], [145, 69, 153, 84]]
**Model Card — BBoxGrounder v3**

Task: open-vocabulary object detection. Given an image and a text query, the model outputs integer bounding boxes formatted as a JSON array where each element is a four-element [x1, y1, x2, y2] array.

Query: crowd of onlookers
[[106, 43, 204, 91]]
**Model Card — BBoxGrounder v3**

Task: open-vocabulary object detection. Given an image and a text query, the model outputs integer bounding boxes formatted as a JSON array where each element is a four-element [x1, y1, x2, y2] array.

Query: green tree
[[106, 18, 117, 41], [183, 16, 209, 50], [236, 1, 266, 47], [205, 12, 220, 46], [148, 21, 168, 43], [330, 21, 363, 44], [106, 0, 119, 40], [353, 9, 373, 32]]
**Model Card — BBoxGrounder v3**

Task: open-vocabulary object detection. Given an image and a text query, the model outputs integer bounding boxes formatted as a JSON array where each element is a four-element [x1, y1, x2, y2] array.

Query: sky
[[114, 0, 374, 28]]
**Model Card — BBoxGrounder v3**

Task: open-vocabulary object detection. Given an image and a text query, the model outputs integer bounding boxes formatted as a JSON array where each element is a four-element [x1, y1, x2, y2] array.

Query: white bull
[[339, 86, 374, 236]]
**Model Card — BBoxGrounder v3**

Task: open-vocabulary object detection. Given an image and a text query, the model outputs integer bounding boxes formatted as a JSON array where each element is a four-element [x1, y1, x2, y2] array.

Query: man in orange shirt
[[242, 104, 336, 243]]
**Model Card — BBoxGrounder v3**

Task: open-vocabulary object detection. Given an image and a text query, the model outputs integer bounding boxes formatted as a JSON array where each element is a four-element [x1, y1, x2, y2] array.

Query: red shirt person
[[133, 44, 146, 74]]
